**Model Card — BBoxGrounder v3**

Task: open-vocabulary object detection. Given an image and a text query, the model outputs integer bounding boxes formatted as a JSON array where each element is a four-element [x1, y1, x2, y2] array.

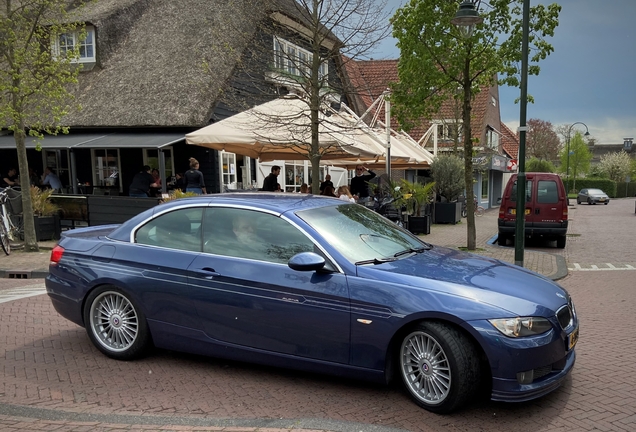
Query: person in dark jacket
[[261, 165, 281, 191], [319, 174, 334, 193], [349, 165, 376, 199], [129, 165, 157, 197], [184, 157, 206, 194]]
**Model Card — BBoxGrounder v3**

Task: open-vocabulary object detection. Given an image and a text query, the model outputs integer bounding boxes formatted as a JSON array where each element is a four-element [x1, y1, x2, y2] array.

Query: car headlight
[[488, 317, 552, 337]]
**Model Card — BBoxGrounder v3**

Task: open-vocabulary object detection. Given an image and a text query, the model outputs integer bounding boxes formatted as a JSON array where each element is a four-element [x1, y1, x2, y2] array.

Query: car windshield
[[587, 189, 604, 194], [296, 203, 430, 264]]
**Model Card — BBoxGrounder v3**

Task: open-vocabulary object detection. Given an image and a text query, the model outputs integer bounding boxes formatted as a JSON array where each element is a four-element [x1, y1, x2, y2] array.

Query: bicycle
[[0, 187, 24, 255], [461, 197, 486, 217]]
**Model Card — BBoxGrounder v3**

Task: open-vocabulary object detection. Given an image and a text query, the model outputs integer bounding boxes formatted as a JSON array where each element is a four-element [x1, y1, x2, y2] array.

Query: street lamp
[[451, 1, 483, 37], [566, 122, 590, 190]]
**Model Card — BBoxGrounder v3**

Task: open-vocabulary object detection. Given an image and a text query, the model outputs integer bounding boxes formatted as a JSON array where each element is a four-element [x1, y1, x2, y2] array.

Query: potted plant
[[30, 186, 61, 241], [398, 180, 435, 234], [430, 155, 465, 224]]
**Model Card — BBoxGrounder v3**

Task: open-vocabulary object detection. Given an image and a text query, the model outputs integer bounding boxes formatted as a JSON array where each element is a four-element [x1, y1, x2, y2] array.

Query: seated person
[[41, 167, 63, 192]]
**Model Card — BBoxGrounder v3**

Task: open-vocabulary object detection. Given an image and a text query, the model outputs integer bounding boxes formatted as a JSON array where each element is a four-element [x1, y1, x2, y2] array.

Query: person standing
[[349, 165, 376, 200], [184, 157, 206, 194], [262, 165, 280, 191], [319, 174, 333, 193], [1, 168, 19, 188], [41, 167, 63, 192], [128, 165, 157, 197]]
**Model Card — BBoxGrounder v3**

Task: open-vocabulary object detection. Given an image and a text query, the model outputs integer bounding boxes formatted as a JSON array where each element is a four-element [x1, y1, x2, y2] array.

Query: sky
[[368, 0, 636, 145]]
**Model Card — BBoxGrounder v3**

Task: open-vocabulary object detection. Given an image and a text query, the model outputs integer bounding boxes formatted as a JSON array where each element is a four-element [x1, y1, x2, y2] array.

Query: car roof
[[108, 193, 345, 242]]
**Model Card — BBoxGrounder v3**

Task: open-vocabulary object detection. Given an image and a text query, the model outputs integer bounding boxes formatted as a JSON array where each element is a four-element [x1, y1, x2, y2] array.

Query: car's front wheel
[[84, 285, 151, 360], [399, 321, 480, 414]]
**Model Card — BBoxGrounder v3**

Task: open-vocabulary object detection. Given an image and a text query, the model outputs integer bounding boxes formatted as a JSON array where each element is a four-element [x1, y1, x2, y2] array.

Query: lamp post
[[512, 0, 530, 267], [565, 122, 590, 191]]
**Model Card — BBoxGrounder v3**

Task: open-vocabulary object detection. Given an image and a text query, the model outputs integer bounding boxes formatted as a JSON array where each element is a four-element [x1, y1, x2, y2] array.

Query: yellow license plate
[[510, 209, 531, 215], [568, 326, 579, 350]]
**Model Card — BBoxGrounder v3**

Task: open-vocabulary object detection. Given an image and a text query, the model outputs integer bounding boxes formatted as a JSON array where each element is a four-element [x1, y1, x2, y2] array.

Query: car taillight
[[562, 206, 568, 220], [50, 245, 65, 265]]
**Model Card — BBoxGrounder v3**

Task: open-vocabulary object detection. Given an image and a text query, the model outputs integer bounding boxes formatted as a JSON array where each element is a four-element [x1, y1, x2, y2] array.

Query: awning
[[0, 133, 185, 150]]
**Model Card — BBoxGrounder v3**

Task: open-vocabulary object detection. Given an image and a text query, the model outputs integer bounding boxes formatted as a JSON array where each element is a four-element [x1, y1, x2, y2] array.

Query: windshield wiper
[[354, 257, 398, 265], [393, 246, 431, 258]]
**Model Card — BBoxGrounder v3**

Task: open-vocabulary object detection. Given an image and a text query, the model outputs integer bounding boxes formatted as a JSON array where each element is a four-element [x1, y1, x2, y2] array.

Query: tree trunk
[[463, 58, 476, 251], [14, 128, 39, 252]]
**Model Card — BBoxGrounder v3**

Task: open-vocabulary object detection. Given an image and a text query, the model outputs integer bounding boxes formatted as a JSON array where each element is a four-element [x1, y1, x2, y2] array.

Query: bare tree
[[208, 0, 391, 193], [527, 118, 560, 161]]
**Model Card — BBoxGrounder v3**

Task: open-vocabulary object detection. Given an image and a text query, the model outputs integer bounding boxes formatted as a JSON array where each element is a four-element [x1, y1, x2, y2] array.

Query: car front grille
[[556, 300, 575, 329], [533, 365, 553, 380]]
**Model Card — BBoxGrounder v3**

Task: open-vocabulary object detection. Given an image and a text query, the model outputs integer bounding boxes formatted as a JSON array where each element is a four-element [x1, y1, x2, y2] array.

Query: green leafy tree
[[391, 0, 560, 250], [598, 150, 632, 183], [526, 157, 555, 173], [1, 0, 85, 251], [559, 131, 592, 192]]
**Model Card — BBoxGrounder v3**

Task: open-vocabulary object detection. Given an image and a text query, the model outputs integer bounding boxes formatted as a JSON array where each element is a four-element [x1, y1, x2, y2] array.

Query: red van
[[497, 172, 569, 248]]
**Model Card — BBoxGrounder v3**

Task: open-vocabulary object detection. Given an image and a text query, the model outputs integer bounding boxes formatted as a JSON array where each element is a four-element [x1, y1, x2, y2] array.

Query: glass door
[[219, 151, 237, 190]]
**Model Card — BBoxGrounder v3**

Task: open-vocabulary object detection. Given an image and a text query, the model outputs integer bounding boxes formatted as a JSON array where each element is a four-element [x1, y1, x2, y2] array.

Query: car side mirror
[[288, 252, 326, 272]]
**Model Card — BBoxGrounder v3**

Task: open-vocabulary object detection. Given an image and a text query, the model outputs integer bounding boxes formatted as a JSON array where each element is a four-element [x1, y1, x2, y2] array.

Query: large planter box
[[87, 195, 160, 226], [434, 202, 462, 224], [408, 215, 431, 235], [34, 214, 61, 241]]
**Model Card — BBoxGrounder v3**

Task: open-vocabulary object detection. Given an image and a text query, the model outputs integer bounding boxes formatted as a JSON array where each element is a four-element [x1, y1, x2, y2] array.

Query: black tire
[[576, 199, 581, 205], [461, 207, 467, 218], [604, 202, 608, 205], [83, 285, 151, 360], [587, 198, 592, 205], [0, 223, 10, 255], [399, 321, 481, 414], [497, 234, 508, 246], [556, 235, 566, 249]]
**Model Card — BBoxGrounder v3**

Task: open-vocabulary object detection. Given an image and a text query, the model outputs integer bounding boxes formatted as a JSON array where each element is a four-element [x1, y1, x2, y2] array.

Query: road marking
[[0, 284, 46, 303], [569, 263, 636, 271]]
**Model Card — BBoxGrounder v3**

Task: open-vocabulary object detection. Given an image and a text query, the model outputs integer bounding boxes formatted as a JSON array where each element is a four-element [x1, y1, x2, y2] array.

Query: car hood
[[355, 245, 568, 314]]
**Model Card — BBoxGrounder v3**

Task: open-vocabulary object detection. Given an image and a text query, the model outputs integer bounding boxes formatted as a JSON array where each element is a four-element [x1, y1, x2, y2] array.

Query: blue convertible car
[[46, 193, 577, 413]]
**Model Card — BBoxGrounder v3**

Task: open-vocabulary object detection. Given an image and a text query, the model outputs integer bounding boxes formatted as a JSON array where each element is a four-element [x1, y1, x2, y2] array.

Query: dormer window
[[273, 37, 328, 80], [53, 26, 96, 64]]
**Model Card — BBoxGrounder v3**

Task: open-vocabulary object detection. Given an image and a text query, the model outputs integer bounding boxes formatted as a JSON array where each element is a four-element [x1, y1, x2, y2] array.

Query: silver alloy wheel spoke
[[401, 330, 451, 405], [91, 291, 138, 352]]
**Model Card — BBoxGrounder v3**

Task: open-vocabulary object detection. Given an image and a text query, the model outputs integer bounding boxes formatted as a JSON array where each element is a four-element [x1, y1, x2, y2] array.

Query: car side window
[[537, 180, 559, 203], [202, 207, 315, 264], [136, 207, 203, 252]]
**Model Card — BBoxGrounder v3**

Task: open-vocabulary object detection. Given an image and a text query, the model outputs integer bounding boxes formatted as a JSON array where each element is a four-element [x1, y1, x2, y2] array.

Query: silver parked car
[[577, 188, 610, 205]]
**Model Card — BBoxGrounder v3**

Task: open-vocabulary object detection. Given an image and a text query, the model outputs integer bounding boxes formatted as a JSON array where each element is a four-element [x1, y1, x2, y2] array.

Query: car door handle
[[197, 267, 220, 279]]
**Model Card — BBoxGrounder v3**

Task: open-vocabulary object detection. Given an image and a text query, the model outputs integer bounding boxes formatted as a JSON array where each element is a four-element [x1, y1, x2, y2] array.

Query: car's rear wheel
[[399, 321, 480, 414], [556, 235, 566, 249], [84, 286, 151, 360]]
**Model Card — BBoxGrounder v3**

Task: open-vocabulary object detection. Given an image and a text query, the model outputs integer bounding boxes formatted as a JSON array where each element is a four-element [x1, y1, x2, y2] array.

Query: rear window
[[537, 180, 559, 203], [510, 180, 532, 202]]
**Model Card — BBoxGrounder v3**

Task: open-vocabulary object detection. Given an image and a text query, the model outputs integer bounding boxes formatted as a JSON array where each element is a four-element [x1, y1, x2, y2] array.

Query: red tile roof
[[342, 58, 517, 156], [500, 122, 519, 159]]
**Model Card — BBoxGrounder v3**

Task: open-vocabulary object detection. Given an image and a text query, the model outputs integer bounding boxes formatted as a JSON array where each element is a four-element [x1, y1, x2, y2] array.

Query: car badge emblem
[[556, 292, 565, 299]]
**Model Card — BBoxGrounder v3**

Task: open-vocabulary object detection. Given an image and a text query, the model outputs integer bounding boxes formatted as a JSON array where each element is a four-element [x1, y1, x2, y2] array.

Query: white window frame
[[435, 120, 463, 141], [91, 148, 122, 191], [273, 37, 328, 79], [486, 128, 501, 150], [53, 26, 96, 63]]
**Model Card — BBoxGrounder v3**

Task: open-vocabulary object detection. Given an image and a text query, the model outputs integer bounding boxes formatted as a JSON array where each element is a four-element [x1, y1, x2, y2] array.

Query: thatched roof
[[63, 0, 271, 128]]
